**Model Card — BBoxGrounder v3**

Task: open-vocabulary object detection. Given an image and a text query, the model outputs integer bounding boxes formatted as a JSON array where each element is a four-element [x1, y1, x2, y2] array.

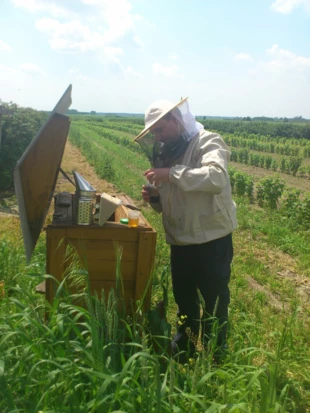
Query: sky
[[0, 0, 309, 117]]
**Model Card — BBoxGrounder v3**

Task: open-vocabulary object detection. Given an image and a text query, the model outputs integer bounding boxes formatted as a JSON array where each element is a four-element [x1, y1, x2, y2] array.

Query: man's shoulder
[[194, 129, 223, 144], [199, 129, 222, 138], [191, 130, 229, 154]]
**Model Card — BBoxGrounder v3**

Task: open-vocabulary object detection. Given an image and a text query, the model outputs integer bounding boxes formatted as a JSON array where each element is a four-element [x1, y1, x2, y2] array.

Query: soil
[[55, 140, 122, 196]]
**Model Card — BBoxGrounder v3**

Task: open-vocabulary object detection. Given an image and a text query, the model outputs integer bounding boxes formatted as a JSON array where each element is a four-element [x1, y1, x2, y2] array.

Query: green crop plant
[[256, 176, 285, 209]]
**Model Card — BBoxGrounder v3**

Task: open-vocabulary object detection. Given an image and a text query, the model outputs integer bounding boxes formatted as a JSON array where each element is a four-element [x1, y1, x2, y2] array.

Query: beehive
[[46, 194, 156, 312]]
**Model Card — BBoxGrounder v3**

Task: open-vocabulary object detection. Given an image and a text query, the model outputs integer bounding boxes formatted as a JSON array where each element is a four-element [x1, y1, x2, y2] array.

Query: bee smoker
[[73, 171, 96, 225]]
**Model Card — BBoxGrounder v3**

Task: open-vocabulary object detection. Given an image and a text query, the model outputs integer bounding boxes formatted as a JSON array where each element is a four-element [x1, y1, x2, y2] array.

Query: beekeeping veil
[[134, 97, 204, 167]]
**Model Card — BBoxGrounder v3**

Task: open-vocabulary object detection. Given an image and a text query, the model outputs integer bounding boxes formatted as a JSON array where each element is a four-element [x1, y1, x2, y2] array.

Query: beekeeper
[[135, 97, 237, 363]]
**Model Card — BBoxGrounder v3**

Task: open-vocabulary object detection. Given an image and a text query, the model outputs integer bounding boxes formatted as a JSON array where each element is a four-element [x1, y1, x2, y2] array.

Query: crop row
[[72, 121, 143, 156], [70, 122, 310, 231], [77, 117, 310, 149], [200, 118, 310, 140], [72, 119, 310, 185], [75, 120, 310, 168], [223, 131, 310, 147], [74, 117, 142, 136], [72, 119, 310, 180], [75, 114, 310, 142], [225, 134, 310, 157], [229, 168, 310, 229], [69, 123, 150, 200], [230, 147, 310, 177], [73, 118, 310, 162]]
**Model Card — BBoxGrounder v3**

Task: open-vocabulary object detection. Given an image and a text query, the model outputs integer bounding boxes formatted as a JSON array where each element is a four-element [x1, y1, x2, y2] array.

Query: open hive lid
[[13, 85, 72, 262]]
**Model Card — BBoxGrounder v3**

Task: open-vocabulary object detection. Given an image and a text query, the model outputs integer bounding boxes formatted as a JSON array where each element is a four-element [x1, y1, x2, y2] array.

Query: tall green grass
[[1, 242, 307, 412]]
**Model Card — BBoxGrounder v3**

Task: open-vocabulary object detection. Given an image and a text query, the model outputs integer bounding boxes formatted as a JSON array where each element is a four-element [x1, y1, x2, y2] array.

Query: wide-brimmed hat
[[134, 96, 188, 141]]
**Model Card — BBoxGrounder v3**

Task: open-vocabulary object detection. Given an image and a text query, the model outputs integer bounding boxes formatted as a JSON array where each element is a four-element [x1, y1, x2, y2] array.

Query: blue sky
[[0, 0, 309, 117]]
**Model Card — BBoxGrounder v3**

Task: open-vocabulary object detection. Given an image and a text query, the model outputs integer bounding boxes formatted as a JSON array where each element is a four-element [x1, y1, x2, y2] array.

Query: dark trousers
[[170, 234, 233, 351]]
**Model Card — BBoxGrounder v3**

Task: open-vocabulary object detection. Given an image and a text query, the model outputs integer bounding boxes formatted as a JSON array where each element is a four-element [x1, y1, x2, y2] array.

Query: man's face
[[149, 117, 180, 143]]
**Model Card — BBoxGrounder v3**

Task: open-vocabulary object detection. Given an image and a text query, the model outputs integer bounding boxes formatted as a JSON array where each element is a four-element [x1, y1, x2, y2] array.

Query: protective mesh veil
[[136, 99, 204, 168]]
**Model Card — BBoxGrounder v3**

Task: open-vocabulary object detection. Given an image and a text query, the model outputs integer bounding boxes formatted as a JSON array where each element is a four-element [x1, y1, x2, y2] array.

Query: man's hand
[[142, 184, 159, 203], [144, 168, 170, 185]]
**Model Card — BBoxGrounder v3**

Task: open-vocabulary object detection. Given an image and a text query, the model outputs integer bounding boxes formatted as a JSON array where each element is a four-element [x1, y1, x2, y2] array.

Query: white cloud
[[33, 0, 144, 64], [13, 0, 147, 73], [235, 53, 253, 61], [133, 35, 144, 49], [20, 63, 45, 76], [134, 13, 154, 24], [271, 0, 310, 14], [11, 0, 70, 18], [125, 66, 144, 79], [68, 68, 89, 81], [103, 47, 124, 63], [81, 0, 136, 44], [0, 64, 19, 75], [168, 54, 178, 60], [35, 18, 107, 52], [153, 63, 184, 79], [0, 40, 13, 52], [0, 62, 44, 79], [264, 44, 310, 72], [248, 69, 258, 76]]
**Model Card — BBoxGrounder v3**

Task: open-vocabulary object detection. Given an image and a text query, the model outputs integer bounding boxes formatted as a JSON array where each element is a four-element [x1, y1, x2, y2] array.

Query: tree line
[[200, 119, 310, 140]]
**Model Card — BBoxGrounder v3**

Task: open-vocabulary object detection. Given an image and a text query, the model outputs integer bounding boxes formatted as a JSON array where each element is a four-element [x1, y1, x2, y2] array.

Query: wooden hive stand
[[45, 194, 156, 313]]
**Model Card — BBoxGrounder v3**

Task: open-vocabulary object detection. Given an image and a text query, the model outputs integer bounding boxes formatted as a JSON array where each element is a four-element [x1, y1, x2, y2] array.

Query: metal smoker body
[[73, 171, 96, 225]]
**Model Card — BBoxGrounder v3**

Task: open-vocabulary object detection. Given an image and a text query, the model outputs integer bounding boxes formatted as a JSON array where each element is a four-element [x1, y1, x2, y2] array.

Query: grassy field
[[0, 118, 310, 412]]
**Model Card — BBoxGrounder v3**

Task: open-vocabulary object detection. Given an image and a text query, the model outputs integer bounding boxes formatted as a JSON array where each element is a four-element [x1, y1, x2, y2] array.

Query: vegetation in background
[[0, 112, 310, 412], [0, 100, 47, 191], [199, 118, 310, 140]]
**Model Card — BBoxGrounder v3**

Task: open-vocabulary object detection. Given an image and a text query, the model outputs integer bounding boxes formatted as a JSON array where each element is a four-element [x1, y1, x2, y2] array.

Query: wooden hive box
[[13, 85, 157, 313], [46, 194, 156, 312]]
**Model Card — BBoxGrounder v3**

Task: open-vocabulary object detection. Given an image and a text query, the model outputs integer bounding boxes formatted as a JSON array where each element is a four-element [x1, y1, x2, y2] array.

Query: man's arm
[[169, 133, 230, 193]]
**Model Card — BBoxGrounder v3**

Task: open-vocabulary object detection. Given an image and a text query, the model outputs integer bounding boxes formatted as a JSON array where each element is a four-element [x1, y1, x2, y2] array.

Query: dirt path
[[55, 140, 122, 195]]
